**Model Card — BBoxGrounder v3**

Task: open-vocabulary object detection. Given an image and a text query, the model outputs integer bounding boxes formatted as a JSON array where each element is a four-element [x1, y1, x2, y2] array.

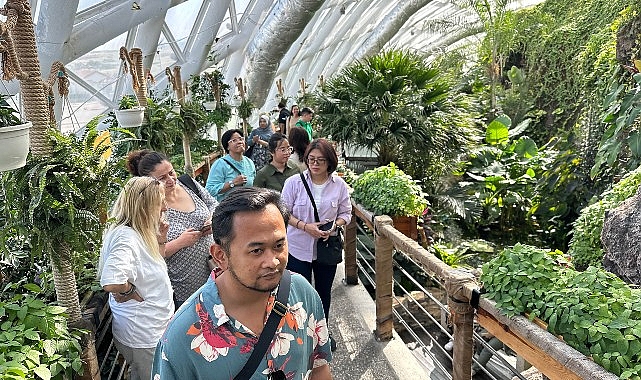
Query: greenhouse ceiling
[[6, 0, 541, 130]]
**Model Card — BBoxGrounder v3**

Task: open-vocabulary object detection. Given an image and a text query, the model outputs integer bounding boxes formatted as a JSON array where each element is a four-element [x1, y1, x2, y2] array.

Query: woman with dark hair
[[99, 176, 173, 380], [205, 128, 256, 201], [288, 126, 310, 171], [280, 138, 352, 351], [253, 133, 300, 192], [246, 114, 274, 171], [126, 149, 218, 309], [286, 104, 300, 131]]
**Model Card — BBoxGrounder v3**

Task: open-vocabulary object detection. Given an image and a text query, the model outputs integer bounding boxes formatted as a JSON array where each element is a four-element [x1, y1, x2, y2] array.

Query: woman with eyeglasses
[[99, 176, 174, 380], [280, 138, 352, 352], [253, 133, 300, 192], [205, 129, 256, 202], [126, 150, 218, 309]]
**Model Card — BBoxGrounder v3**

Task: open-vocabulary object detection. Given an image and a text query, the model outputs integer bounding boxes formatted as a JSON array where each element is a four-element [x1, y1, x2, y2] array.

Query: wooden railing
[[344, 202, 618, 380], [192, 151, 222, 183]]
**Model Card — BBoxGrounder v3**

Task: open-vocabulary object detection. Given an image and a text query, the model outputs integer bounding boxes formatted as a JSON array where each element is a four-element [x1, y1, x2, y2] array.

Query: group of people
[[98, 110, 352, 379]]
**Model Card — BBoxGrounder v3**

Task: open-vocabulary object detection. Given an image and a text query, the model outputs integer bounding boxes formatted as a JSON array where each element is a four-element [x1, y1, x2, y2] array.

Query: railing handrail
[[346, 200, 617, 380]]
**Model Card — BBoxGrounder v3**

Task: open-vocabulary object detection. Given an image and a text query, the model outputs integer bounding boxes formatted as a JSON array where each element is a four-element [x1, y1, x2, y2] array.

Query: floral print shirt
[[152, 270, 332, 380]]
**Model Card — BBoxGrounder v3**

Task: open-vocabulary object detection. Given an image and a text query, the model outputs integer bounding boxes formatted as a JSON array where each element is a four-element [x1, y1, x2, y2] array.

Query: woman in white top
[[99, 176, 174, 380]]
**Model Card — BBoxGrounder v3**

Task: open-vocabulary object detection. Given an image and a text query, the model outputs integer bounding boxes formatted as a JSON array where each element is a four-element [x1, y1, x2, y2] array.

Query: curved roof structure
[[9, 0, 539, 131]]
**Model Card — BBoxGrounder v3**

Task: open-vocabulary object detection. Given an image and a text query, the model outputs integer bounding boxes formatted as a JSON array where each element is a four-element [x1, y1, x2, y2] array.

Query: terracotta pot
[[114, 107, 145, 128], [0, 121, 31, 171], [391, 215, 418, 241]]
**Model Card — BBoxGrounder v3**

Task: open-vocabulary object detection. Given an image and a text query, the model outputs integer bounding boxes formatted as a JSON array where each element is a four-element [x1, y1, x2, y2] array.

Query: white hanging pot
[[0, 121, 31, 171], [114, 107, 145, 128], [203, 101, 216, 111]]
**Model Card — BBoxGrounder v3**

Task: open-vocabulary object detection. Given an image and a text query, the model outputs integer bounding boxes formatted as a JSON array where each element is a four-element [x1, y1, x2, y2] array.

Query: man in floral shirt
[[152, 187, 333, 380]]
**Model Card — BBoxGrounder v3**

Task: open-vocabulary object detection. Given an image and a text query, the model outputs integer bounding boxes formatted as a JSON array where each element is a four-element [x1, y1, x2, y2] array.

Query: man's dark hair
[[278, 102, 287, 109], [299, 107, 314, 116], [212, 187, 290, 252], [221, 129, 244, 154]]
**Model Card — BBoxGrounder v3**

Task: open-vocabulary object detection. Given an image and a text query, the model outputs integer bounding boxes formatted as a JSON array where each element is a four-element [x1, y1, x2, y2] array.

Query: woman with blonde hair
[[99, 176, 174, 380]]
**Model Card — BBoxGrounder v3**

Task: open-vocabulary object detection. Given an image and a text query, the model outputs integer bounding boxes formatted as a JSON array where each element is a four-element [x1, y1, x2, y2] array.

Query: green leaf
[[485, 115, 511, 144], [34, 365, 51, 380]]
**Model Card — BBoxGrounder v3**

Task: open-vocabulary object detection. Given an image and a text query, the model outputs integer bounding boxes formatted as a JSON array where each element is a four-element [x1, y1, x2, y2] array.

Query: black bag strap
[[234, 270, 291, 380], [222, 157, 243, 176], [177, 174, 204, 202], [299, 172, 320, 223]]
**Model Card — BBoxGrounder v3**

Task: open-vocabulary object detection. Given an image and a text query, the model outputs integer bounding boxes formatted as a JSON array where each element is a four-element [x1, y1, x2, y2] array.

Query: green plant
[[0, 119, 126, 322], [237, 98, 254, 120], [568, 165, 641, 269], [117, 95, 140, 110], [315, 49, 477, 166], [351, 163, 428, 217], [482, 244, 641, 378], [591, 71, 641, 180], [0, 96, 22, 127], [0, 284, 84, 380]]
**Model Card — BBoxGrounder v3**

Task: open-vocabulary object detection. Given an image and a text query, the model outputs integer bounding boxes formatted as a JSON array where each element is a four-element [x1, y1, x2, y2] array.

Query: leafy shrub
[[0, 284, 83, 379], [568, 165, 641, 269], [351, 163, 428, 217], [482, 244, 641, 377]]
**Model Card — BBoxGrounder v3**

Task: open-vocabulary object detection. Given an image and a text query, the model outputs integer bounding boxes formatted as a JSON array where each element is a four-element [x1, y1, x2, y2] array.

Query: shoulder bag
[[299, 173, 344, 266], [234, 270, 291, 380]]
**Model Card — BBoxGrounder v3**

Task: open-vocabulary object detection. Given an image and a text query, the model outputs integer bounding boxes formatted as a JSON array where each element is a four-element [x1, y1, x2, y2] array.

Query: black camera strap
[[299, 172, 320, 223]]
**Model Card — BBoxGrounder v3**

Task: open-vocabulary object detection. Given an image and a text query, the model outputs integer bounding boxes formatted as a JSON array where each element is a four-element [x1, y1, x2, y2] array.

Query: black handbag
[[299, 173, 344, 265], [244, 143, 255, 157]]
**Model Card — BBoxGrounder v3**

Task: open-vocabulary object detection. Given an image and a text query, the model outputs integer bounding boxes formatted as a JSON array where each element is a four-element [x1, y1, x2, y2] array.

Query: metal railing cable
[[352, 221, 526, 380]]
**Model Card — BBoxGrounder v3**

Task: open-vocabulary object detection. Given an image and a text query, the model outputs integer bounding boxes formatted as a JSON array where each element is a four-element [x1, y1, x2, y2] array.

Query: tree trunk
[[183, 133, 194, 177]]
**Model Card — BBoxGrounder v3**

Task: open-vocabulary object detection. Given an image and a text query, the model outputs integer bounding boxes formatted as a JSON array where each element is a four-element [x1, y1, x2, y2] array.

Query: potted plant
[[114, 94, 145, 128], [0, 96, 32, 172], [351, 162, 428, 239]]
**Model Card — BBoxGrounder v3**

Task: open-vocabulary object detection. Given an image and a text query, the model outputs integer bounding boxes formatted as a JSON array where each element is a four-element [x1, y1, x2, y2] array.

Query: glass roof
[[11, 0, 543, 132]]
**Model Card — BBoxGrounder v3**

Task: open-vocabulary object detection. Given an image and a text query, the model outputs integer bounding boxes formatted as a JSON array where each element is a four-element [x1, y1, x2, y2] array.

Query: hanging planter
[[0, 121, 32, 171], [114, 107, 145, 128]]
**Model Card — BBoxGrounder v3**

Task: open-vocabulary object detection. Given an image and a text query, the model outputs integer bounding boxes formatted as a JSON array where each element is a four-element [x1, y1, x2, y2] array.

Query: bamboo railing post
[[374, 215, 394, 340], [343, 210, 358, 285], [446, 270, 477, 380]]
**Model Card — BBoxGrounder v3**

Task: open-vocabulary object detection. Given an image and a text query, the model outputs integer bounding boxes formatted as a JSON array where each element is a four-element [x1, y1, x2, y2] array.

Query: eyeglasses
[[276, 146, 293, 154], [138, 179, 161, 196], [154, 169, 175, 183], [307, 157, 327, 165], [229, 137, 244, 145]]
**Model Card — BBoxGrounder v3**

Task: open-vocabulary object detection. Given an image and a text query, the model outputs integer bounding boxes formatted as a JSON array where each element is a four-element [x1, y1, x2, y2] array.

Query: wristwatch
[[229, 180, 235, 188]]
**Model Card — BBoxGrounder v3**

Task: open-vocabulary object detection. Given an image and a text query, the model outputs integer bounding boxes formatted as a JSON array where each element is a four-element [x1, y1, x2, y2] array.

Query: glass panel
[[165, 0, 202, 51], [77, 0, 107, 13], [60, 82, 109, 134]]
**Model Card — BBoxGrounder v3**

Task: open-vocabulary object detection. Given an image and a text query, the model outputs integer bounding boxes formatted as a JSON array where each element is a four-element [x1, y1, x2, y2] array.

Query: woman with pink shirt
[[280, 138, 352, 351]]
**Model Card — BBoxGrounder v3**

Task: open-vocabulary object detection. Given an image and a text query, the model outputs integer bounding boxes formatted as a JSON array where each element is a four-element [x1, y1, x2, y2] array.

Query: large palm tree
[[315, 50, 477, 168]]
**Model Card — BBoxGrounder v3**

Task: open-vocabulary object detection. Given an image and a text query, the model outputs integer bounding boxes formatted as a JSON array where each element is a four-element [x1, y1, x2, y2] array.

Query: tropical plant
[[0, 283, 84, 379], [176, 99, 207, 176], [482, 244, 641, 378], [455, 114, 553, 244], [568, 165, 641, 270], [0, 95, 22, 127], [315, 49, 477, 167], [590, 70, 641, 180], [0, 119, 126, 324], [351, 163, 428, 217], [117, 94, 140, 110]]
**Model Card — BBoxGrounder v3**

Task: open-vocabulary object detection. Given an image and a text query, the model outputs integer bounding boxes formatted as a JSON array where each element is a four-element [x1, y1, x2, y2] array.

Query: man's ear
[[210, 243, 229, 270]]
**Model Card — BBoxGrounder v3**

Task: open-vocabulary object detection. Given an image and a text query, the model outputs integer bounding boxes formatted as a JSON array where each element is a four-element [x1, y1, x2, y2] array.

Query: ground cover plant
[[482, 244, 641, 378]]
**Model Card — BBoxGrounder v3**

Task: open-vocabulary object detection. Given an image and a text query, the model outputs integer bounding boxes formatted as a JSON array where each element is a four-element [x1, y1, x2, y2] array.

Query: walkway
[[328, 263, 450, 380]]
